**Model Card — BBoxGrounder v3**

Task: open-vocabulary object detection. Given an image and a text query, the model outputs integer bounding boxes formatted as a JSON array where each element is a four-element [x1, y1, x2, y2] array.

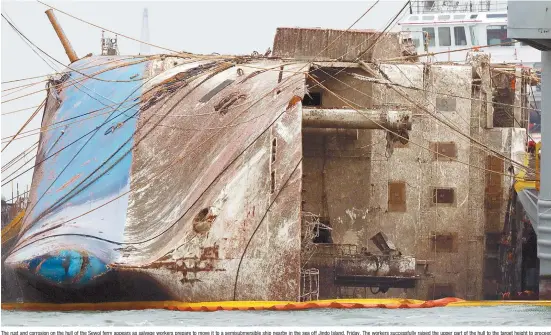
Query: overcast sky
[[0, 0, 406, 199]]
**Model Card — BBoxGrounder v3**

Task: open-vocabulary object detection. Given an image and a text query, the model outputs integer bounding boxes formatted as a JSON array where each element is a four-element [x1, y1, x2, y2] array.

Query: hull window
[[487, 25, 512, 46], [454, 27, 467, 46], [487, 13, 507, 19], [422, 27, 435, 47], [438, 27, 451, 46], [469, 26, 478, 46]]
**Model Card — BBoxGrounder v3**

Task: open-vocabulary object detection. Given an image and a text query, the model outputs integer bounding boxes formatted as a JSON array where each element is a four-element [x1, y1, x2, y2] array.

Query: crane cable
[[36, 0, 194, 57], [313, 64, 535, 174], [1, 14, 155, 87], [308, 74, 533, 178], [309, 0, 410, 91], [1, 56, 147, 85], [1, 100, 46, 153], [16, 0, 382, 230], [1, 142, 39, 172], [12, 64, 303, 250]]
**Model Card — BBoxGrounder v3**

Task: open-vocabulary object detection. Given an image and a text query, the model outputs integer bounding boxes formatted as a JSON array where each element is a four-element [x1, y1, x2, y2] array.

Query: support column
[[538, 50, 551, 299]]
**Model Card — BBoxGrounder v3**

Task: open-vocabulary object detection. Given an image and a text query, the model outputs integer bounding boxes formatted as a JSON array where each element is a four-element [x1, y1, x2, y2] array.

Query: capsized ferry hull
[[5, 55, 308, 302]]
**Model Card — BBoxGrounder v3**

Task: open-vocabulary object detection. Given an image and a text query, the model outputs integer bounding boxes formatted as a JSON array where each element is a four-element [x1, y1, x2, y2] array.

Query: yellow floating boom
[[1, 210, 25, 245], [2, 298, 551, 312]]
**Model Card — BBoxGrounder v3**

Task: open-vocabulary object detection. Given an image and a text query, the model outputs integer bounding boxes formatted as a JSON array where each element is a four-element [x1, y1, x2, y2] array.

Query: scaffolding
[[299, 268, 320, 302]]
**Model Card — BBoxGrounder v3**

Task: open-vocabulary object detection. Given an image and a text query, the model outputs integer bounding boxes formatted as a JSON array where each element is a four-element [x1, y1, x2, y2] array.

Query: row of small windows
[[409, 14, 476, 20], [412, 25, 519, 48], [421, 26, 469, 47], [388, 181, 457, 213], [412, 26, 473, 47], [408, 13, 506, 21]]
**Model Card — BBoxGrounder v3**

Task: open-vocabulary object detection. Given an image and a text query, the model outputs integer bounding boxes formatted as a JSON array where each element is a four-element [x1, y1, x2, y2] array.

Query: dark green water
[[2, 306, 550, 326]]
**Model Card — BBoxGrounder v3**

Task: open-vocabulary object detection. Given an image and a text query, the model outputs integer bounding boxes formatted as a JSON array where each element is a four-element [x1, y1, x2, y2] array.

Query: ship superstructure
[[1, 5, 544, 304], [399, 0, 542, 141]]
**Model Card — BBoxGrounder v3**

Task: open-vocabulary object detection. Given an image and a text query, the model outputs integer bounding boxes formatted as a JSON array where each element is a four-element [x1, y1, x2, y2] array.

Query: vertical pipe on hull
[[45, 9, 78, 63], [539, 50, 551, 299]]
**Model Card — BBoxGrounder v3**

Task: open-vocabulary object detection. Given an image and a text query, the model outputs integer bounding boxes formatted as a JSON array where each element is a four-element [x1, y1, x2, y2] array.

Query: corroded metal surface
[[302, 109, 412, 130], [272, 27, 403, 62], [4, 56, 307, 302], [3, 43, 534, 303], [335, 256, 416, 277], [302, 128, 358, 139], [119, 59, 307, 301], [301, 61, 498, 300]]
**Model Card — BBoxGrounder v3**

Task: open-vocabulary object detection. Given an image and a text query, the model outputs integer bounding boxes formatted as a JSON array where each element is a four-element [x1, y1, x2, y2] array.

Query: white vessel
[[398, 0, 542, 140]]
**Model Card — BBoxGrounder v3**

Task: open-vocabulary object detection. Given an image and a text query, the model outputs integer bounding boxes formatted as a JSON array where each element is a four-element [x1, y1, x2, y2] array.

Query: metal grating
[[299, 268, 320, 302]]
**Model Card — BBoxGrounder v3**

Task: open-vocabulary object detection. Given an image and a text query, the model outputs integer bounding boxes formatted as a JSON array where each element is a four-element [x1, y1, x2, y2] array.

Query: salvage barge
[[1, 24, 542, 303]]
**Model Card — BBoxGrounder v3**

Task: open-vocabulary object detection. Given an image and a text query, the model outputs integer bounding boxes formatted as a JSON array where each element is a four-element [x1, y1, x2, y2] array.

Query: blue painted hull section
[[4, 57, 307, 302], [6, 56, 148, 287], [24, 250, 108, 286]]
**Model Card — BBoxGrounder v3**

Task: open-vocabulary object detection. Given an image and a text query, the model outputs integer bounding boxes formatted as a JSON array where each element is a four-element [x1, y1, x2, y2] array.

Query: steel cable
[[10, 66, 304, 252]]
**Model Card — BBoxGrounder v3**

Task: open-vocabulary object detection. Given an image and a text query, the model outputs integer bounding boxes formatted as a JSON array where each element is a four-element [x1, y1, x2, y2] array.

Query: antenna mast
[[140, 8, 150, 55]]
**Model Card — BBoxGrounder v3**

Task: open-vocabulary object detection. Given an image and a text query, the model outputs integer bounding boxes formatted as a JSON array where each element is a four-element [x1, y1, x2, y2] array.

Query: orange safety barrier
[[4, 297, 550, 312], [2, 298, 467, 312]]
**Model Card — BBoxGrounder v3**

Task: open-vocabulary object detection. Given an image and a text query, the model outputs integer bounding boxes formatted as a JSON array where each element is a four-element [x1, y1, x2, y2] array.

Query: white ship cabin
[[399, 1, 541, 67], [399, 1, 542, 138]]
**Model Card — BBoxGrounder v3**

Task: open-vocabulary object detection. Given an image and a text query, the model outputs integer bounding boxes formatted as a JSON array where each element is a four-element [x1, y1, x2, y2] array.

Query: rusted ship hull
[[3, 26, 538, 303], [5, 55, 308, 301]]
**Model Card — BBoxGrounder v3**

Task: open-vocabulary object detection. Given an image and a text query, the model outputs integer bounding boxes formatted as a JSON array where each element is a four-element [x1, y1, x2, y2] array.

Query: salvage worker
[[528, 140, 536, 154]]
